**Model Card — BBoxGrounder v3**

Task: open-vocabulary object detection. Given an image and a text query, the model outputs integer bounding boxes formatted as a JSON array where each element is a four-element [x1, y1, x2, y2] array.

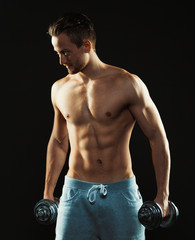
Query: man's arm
[[127, 74, 171, 216], [43, 82, 69, 200]]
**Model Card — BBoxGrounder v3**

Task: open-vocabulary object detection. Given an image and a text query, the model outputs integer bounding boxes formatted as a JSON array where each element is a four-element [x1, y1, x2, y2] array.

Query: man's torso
[[54, 66, 136, 182]]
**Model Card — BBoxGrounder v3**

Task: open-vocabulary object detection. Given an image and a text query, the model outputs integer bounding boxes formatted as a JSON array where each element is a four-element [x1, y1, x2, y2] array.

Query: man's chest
[[55, 81, 128, 124]]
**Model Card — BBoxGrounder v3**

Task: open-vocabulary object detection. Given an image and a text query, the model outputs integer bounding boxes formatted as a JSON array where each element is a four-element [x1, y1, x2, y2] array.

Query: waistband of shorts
[[64, 175, 137, 190]]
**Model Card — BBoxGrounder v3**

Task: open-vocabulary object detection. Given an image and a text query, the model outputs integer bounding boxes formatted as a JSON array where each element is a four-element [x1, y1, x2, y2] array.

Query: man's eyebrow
[[61, 49, 70, 52], [54, 49, 69, 53]]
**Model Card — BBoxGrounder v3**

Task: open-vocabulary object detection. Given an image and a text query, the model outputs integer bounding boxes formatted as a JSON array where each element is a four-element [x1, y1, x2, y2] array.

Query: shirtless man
[[43, 13, 170, 240]]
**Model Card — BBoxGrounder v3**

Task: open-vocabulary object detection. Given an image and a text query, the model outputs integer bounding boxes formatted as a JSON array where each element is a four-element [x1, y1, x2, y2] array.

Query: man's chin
[[68, 69, 77, 75], [67, 67, 80, 75]]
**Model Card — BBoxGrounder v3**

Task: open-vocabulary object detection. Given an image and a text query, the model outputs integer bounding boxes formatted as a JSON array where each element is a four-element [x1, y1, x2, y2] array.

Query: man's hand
[[154, 197, 170, 218]]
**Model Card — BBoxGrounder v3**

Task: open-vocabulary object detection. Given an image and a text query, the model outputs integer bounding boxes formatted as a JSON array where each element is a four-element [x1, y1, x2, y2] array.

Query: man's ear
[[82, 40, 92, 53]]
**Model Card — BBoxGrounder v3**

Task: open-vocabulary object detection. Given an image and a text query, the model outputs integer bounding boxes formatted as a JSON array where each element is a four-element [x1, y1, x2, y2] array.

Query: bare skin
[[44, 33, 170, 217]]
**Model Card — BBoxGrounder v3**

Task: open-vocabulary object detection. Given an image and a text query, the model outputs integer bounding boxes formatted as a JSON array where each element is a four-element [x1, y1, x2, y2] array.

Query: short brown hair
[[48, 12, 96, 48]]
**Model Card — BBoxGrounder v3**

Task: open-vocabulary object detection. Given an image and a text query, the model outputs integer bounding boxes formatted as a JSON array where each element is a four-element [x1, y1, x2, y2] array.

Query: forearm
[[44, 136, 69, 198], [150, 133, 171, 200]]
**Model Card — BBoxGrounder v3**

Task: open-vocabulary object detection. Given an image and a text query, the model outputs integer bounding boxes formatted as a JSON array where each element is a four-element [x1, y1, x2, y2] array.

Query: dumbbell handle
[[160, 201, 179, 228]]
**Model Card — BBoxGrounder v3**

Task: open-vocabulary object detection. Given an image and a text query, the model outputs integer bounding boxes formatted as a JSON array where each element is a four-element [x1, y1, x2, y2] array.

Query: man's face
[[51, 33, 89, 74]]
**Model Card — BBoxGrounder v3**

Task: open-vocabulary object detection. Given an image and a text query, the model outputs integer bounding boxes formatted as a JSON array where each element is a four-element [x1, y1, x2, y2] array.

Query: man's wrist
[[155, 191, 169, 203], [43, 186, 54, 199], [43, 191, 54, 200]]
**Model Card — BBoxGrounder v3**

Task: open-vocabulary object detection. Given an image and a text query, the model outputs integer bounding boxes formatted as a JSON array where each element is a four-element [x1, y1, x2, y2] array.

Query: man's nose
[[59, 54, 67, 65]]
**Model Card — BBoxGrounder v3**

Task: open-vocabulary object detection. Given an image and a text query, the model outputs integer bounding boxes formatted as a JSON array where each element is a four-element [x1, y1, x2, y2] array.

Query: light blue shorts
[[55, 176, 145, 240]]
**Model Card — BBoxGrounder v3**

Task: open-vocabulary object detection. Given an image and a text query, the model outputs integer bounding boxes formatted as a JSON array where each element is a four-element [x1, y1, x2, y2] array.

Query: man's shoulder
[[106, 66, 149, 105], [51, 74, 73, 91], [106, 65, 142, 88], [53, 74, 71, 86]]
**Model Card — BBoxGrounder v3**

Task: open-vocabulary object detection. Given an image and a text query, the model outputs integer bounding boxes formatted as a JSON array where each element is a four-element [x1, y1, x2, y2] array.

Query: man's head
[[48, 12, 96, 49], [48, 13, 96, 74]]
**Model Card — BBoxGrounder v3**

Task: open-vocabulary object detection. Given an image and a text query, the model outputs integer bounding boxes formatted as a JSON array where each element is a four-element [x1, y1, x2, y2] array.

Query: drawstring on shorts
[[87, 184, 108, 204]]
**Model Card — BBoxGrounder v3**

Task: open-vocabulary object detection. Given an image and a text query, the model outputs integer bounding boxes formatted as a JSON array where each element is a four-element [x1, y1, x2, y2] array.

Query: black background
[[1, 1, 194, 239]]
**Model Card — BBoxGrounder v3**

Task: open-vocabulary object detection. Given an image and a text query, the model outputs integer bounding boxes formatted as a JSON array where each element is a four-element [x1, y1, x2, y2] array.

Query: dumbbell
[[138, 201, 179, 230], [34, 199, 59, 225]]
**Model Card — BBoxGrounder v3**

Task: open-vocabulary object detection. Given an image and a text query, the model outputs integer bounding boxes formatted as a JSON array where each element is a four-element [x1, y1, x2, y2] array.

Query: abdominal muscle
[[66, 122, 135, 183]]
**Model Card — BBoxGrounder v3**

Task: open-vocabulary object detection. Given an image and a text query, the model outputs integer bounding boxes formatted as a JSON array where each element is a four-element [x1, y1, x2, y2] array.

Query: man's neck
[[78, 51, 106, 81]]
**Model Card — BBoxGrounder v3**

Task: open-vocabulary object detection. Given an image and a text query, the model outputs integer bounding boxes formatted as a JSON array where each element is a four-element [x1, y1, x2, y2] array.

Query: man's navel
[[105, 112, 112, 117]]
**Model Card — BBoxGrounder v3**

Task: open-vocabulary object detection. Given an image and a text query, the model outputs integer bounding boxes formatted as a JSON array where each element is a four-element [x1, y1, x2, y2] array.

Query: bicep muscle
[[128, 76, 166, 141]]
